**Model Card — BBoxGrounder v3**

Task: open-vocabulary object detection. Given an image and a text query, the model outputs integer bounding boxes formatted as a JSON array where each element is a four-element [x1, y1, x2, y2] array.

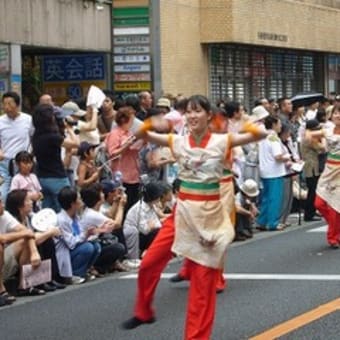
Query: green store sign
[[113, 7, 149, 27]]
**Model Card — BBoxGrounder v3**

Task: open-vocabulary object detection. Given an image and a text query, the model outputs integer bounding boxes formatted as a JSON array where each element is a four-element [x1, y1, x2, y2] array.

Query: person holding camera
[[32, 104, 79, 212], [61, 101, 100, 145]]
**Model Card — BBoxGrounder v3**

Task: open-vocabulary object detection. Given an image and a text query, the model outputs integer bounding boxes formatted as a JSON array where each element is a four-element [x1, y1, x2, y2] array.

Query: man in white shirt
[[0, 196, 40, 306], [123, 182, 163, 259], [57, 186, 100, 283], [0, 92, 34, 200]]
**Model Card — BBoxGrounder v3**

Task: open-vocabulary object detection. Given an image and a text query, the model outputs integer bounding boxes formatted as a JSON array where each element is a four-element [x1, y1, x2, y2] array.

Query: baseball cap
[[77, 141, 99, 157], [53, 106, 72, 119], [61, 101, 87, 117], [101, 179, 122, 194]]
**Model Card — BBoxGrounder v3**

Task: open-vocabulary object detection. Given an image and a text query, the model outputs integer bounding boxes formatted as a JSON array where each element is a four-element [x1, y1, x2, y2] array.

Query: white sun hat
[[240, 179, 259, 197], [251, 106, 269, 122]]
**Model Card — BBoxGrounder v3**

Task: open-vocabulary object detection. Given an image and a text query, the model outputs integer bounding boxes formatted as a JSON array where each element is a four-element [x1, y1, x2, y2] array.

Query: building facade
[[0, 0, 112, 111], [113, 0, 340, 109], [161, 0, 340, 108]]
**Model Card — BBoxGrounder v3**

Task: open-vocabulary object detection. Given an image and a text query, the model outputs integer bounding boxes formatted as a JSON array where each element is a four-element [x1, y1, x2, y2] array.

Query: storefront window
[[209, 45, 324, 110], [328, 55, 340, 94]]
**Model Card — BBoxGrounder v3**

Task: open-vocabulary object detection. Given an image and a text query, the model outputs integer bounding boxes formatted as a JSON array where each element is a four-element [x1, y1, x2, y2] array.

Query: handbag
[[98, 233, 119, 247], [293, 179, 308, 200]]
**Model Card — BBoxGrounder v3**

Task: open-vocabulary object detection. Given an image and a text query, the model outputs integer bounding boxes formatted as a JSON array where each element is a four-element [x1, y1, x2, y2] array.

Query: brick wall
[[200, 0, 233, 42], [201, 0, 340, 53], [160, 0, 208, 97]]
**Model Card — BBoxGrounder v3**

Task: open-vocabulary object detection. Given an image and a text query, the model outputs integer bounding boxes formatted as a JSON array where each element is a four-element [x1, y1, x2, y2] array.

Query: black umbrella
[[290, 92, 325, 107]]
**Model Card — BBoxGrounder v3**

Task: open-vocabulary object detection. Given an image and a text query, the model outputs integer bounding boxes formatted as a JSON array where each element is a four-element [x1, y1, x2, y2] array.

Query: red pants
[[315, 195, 340, 245], [134, 213, 219, 340], [179, 259, 226, 291]]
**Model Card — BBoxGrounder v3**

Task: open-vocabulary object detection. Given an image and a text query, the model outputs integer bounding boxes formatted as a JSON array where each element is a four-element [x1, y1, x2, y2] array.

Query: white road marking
[[307, 225, 327, 233], [120, 273, 340, 281]]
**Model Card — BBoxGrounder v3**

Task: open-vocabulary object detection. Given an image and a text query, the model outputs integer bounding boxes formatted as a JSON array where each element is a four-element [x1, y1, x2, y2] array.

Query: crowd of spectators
[[0, 88, 338, 307]]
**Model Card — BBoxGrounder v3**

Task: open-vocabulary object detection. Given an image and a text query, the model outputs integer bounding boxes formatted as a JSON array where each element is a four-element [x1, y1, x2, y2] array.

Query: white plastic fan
[[31, 208, 58, 232]]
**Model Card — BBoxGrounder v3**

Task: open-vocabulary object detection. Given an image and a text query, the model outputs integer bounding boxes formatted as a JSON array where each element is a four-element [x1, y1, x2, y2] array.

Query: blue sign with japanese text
[[43, 54, 105, 82]]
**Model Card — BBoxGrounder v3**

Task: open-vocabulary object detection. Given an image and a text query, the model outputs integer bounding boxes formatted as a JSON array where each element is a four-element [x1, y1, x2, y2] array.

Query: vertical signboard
[[112, 6, 152, 93], [0, 45, 10, 74]]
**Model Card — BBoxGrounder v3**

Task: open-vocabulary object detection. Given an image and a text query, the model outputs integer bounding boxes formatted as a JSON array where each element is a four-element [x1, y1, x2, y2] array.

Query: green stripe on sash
[[180, 181, 220, 191], [328, 153, 340, 161], [223, 169, 232, 175]]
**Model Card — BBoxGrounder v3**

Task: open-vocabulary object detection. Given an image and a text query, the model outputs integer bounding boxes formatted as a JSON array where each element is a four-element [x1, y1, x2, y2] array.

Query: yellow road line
[[250, 298, 340, 340]]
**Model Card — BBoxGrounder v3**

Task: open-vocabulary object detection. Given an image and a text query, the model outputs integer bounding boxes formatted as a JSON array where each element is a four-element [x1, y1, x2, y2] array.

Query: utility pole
[[150, 0, 162, 99]]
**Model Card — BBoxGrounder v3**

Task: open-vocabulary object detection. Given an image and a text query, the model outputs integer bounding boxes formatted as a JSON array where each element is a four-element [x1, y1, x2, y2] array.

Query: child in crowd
[[10, 151, 43, 211], [77, 141, 102, 188], [234, 179, 259, 241]]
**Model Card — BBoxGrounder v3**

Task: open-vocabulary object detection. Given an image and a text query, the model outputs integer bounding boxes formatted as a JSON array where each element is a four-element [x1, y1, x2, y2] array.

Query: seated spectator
[[234, 179, 259, 241], [77, 141, 101, 188], [6, 190, 65, 293], [100, 178, 127, 244], [123, 182, 164, 258], [57, 186, 101, 283], [172, 178, 181, 197], [100, 179, 140, 271], [0, 196, 41, 306], [79, 184, 126, 275], [154, 183, 173, 221], [10, 151, 43, 212]]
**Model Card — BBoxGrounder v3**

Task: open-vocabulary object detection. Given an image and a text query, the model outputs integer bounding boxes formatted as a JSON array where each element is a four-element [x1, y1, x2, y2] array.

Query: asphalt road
[[2, 216, 340, 340]]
